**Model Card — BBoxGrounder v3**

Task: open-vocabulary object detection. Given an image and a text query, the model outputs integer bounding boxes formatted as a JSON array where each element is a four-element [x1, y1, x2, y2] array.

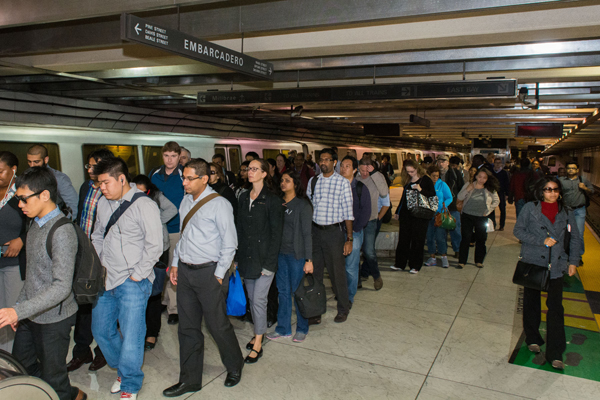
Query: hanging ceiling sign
[[121, 13, 274, 80], [197, 80, 517, 104]]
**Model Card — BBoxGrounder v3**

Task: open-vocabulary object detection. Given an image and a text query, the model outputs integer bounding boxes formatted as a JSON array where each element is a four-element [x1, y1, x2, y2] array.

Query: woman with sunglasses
[[208, 162, 238, 219], [237, 159, 284, 363], [514, 177, 581, 370], [0, 151, 27, 353], [266, 171, 313, 343]]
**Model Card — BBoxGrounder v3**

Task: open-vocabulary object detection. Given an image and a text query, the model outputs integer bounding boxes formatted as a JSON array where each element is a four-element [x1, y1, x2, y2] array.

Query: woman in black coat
[[392, 159, 436, 274], [514, 177, 581, 370], [237, 159, 284, 363]]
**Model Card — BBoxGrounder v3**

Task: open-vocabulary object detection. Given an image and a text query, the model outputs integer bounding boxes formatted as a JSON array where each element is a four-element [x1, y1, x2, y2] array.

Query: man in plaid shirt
[[306, 148, 354, 323]]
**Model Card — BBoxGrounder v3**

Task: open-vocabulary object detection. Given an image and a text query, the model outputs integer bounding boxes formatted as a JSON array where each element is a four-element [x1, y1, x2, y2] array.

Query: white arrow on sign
[[268, 67, 273, 75], [135, 23, 141, 35]]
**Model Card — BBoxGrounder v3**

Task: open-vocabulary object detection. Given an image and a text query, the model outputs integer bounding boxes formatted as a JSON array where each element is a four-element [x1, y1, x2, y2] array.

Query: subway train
[[0, 123, 468, 188]]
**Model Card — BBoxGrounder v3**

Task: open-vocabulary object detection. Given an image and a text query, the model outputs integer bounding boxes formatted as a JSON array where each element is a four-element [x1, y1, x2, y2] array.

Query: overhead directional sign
[[197, 80, 516, 105], [121, 13, 274, 80]]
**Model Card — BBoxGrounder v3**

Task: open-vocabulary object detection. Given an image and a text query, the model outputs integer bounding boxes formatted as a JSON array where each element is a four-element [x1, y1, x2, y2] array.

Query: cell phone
[[0, 245, 9, 256]]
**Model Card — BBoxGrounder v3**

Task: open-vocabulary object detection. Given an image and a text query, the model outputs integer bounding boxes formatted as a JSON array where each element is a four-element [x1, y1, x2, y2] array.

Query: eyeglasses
[[84, 164, 94, 169], [15, 191, 43, 204], [182, 176, 203, 182], [209, 170, 217, 175], [248, 167, 261, 172], [542, 187, 560, 193], [240, 168, 248, 172]]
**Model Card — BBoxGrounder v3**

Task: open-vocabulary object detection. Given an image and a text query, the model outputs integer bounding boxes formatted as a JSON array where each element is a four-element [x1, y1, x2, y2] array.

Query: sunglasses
[[542, 187, 560, 193], [15, 191, 43, 204]]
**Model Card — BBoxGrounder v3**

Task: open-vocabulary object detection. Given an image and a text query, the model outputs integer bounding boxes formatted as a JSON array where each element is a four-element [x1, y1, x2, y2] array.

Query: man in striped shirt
[[306, 148, 354, 323], [66, 148, 114, 373]]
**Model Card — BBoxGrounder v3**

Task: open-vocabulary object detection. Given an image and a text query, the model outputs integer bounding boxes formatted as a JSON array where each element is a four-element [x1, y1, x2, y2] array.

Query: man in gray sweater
[[0, 167, 87, 400]]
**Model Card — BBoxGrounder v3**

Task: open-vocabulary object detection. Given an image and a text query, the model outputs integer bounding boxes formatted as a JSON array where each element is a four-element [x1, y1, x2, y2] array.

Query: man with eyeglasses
[[559, 162, 594, 263], [65, 148, 114, 373], [26, 144, 79, 219], [163, 158, 243, 397], [0, 167, 87, 400], [306, 148, 354, 323]]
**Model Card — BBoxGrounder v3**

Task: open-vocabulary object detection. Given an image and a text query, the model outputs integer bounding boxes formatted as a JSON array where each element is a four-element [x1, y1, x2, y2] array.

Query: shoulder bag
[[294, 273, 327, 319], [406, 189, 438, 220], [512, 244, 551, 292], [434, 206, 456, 230], [181, 193, 220, 233]]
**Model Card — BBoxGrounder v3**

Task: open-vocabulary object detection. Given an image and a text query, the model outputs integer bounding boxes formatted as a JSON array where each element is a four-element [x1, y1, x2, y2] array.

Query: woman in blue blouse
[[424, 165, 453, 268]]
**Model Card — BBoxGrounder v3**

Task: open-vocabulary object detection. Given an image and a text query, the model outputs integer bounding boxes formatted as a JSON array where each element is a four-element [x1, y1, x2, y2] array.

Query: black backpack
[[47, 218, 104, 305]]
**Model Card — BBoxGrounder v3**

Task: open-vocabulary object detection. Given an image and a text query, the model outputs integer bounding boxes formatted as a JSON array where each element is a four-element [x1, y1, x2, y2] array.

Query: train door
[[214, 145, 242, 174]]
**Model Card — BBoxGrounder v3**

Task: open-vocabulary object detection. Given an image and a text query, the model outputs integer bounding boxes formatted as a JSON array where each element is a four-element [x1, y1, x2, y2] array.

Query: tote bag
[[406, 189, 438, 220], [226, 270, 247, 316], [294, 274, 327, 319]]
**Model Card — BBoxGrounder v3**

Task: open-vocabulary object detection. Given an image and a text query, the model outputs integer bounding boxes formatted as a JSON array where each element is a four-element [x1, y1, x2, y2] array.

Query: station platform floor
[[66, 203, 600, 399]]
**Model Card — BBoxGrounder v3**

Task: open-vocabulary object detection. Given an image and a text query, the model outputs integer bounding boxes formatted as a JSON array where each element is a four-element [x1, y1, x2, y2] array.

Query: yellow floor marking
[[577, 226, 600, 292]]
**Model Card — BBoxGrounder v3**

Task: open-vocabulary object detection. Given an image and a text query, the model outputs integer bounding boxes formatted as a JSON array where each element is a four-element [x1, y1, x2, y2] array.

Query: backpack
[[47, 218, 104, 305]]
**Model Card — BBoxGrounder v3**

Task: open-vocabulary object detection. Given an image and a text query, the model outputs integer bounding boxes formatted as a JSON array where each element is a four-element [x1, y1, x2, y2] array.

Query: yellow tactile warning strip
[[542, 291, 599, 332], [578, 227, 600, 292]]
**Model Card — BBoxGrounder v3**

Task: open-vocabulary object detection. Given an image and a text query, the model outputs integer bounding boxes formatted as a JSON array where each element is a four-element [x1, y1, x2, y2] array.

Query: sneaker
[[424, 257, 437, 267], [409, 269, 418, 274], [292, 332, 307, 343], [441, 256, 449, 268], [111, 377, 121, 394], [374, 277, 383, 290], [120, 393, 137, 399], [527, 344, 541, 353], [390, 265, 402, 271], [266, 331, 291, 340]]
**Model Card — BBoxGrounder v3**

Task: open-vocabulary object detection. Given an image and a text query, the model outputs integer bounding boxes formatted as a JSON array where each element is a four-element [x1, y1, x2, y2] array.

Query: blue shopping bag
[[226, 269, 247, 316]]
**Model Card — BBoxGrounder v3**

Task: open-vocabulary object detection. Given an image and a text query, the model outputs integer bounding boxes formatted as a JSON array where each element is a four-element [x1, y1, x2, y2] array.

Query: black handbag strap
[[104, 192, 146, 238]]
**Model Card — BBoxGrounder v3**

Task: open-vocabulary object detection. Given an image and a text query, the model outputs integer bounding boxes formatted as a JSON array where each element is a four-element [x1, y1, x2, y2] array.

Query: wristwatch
[[305, 259, 312, 263], [347, 237, 353, 242]]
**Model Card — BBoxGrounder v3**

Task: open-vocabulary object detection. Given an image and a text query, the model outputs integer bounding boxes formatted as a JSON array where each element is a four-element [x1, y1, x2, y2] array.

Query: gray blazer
[[513, 202, 581, 279]]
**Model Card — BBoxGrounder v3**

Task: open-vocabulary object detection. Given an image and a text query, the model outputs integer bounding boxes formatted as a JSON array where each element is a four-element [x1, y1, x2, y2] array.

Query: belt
[[312, 221, 342, 230], [179, 260, 217, 270]]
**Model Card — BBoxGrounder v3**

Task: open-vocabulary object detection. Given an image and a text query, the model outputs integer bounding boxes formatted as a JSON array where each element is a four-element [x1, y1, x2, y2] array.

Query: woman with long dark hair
[[234, 161, 251, 200], [266, 170, 313, 343], [131, 174, 177, 350], [456, 168, 500, 269], [391, 159, 436, 274], [514, 177, 580, 370], [208, 162, 238, 218], [237, 159, 284, 363], [0, 151, 26, 353]]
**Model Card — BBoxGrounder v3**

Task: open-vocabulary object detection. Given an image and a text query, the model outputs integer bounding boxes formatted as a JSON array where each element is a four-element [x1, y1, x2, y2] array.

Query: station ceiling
[[1, 0, 600, 153]]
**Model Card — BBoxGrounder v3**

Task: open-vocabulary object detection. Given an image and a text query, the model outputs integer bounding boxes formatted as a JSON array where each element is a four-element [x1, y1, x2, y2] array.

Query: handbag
[[434, 206, 456, 230], [294, 274, 327, 319], [486, 218, 495, 233], [512, 245, 551, 291], [406, 189, 438, 220], [226, 269, 247, 316]]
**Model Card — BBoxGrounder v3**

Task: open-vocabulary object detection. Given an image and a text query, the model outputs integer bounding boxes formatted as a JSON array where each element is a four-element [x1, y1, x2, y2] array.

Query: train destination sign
[[120, 14, 274, 80], [197, 80, 516, 104]]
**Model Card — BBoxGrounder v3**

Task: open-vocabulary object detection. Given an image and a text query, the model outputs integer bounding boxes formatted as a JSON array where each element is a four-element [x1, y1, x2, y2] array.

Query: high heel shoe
[[246, 336, 264, 350], [244, 348, 263, 364]]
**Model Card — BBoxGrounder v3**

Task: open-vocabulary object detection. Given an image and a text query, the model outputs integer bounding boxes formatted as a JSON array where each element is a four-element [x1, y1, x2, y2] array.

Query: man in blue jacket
[[150, 141, 185, 325]]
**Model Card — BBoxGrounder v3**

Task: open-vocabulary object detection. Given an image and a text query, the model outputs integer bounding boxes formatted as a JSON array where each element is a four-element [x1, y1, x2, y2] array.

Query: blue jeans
[[515, 199, 526, 218], [360, 219, 381, 279], [276, 254, 308, 335], [92, 278, 151, 394], [572, 206, 586, 256], [448, 210, 462, 253], [345, 230, 364, 303], [426, 219, 448, 255]]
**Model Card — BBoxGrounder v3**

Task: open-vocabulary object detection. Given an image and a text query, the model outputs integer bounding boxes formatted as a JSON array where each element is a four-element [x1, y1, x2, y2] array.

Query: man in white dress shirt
[[163, 158, 243, 398]]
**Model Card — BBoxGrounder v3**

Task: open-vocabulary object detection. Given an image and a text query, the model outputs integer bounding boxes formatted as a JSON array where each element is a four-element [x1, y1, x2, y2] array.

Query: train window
[[0, 141, 61, 171], [263, 149, 280, 160], [142, 146, 164, 175], [390, 153, 399, 170], [84, 145, 140, 177], [228, 147, 241, 175]]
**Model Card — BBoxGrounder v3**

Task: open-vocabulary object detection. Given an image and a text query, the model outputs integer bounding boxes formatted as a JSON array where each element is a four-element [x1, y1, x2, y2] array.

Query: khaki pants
[[162, 232, 181, 315]]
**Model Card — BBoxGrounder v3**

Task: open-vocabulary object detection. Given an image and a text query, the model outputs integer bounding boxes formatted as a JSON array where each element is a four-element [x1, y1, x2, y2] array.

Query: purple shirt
[[351, 179, 371, 232]]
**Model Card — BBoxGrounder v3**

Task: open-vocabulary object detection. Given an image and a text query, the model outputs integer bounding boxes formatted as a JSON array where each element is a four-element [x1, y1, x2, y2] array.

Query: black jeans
[[489, 193, 506, 230], [459, 213, 488, 264], [312, 224, 350, 315], [13, 314, 79, 400], [395, 213, 429, 271], [146, 293, 163, 338], [177, 262, 243, 385], [71, 303, 103, 359], [523, 277, 566, 362]]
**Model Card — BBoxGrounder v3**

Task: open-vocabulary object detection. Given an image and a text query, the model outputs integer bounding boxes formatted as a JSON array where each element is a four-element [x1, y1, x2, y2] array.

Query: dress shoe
[[74, 388, 87, 400], [334, 313, 348, 323], [88, 353, 107, 371], [66, 353, 93, 372], [374, 277, 383, 290], [244, 348, 263, 364], [246, 336, 264, 350], [144, 340, 156, 351], [224, 370, 242, 387], [551, 360, 565, 370], [163, 382, 203, 397], [167, 314, 179, 325], [308, 316, 321, 326]]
